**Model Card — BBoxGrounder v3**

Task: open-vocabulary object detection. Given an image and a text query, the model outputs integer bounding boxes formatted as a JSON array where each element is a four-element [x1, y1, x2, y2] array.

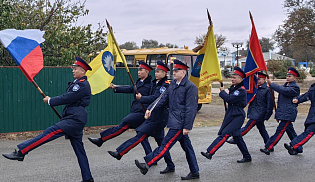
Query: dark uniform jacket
[[148, 75, 198, 130], [218, 82, 247, 136], [136, 76, 170, 137], [247, 82, 273, 121], [115, 75, 152, 113], [296, 83, 315, 126], [50, 76, 91, 138], [270, 80, 300, 122]]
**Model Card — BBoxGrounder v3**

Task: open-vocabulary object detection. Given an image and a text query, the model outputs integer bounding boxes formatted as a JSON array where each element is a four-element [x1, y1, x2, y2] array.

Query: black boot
[[81, 178, 94, 182], [2, 149, 25, 161], [88, 137, 103, 147], [226, 138, 237, 144], [237, 158, 252, 163], [284, 143, 298, 155], [181, 172, 199, 180], [108, 151, 122, 160], [260, 147, 270, 155], [160, 166, 175, 174], [201, 151, 212, 160], [135, 160, 149, 175]]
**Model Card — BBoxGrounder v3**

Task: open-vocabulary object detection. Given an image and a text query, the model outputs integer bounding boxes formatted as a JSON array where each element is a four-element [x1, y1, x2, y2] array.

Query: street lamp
[[232, 42, 243, 67]]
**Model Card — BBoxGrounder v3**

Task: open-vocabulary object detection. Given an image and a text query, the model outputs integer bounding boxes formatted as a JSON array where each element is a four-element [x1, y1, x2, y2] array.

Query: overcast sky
[[77, 0, 288, 52]]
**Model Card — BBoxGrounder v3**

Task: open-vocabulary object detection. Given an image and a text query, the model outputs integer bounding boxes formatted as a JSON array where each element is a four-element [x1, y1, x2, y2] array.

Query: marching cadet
[[260, 67, 303, 155], [107, 61, 175, 174], [201, 67, 252, 163], [135, 60, 200, 180], [3, 57, 94, 182], [284, 83, 315, 155], [227, 72, 273, 147], [88, 61, 153, 155]]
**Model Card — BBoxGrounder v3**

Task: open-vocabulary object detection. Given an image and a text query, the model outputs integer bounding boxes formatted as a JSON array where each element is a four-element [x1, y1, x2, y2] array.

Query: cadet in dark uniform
[[201, 67, 252, 163], [88, 61, 153, 155], [2, 57, 94, 182], [135, 60, 200, 180], [227, 72, 273, 146], [107, 61, 175, 173], [260, 67, 303, 155], [284, 83, 315, 155]]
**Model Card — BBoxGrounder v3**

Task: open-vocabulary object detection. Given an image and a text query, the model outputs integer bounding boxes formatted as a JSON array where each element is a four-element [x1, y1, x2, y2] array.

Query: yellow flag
[[190, 25, 222, 99], [86, 33, 123, 95]]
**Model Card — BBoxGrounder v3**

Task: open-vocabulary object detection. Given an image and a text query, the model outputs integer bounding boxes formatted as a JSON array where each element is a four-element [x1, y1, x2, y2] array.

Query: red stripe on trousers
[[209, 134, 230, 155], [120, 134, 147, 156], [147, 130, 182, 166], [268, 121, 290, 150], [21, 129, 63, 154], [293, 132, 314, 149], [241, 120, 256, 136], [102, 124, 130, 141]]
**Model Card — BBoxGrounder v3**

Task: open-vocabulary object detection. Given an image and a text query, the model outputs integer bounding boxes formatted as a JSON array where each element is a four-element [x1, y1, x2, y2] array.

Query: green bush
[[222, 67, 231, 78], [296, 68, 307, 83]]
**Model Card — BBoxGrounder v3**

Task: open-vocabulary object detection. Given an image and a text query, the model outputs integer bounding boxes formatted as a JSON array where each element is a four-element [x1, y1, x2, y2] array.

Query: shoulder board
[[241, 86, 245, 89], [165, 80, 171, 84], [80, 79, 85, 82]]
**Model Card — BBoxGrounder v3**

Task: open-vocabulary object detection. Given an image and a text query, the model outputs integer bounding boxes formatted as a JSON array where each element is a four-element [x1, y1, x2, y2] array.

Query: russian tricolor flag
[[0, 29, 44, 82]]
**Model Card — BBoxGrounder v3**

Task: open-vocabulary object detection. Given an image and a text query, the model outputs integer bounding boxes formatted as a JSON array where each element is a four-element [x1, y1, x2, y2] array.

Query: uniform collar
[[259, 82, 267, 89]]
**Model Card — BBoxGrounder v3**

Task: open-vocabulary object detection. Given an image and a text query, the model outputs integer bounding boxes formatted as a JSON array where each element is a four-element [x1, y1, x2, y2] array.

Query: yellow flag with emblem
[[189, 25, 222, 99], [86, 33, 123, 95], [199, 25, 222, 98]]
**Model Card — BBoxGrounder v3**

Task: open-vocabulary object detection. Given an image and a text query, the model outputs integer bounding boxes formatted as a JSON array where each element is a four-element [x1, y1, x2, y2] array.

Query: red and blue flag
[[0, 29, 45, 82], [243, 12, 267, 104]]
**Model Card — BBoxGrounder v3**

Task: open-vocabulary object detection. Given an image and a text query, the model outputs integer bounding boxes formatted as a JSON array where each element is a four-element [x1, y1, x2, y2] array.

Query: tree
[[140, 39, 178, 49], [267, 59, 282, 80], [0, 0, 107, 66], [194, 33, 227, 49], [141, 39, 159, 49], [245, 37, 275, 52], [274, 0, 315, 63], [119, 41, 139, 50]]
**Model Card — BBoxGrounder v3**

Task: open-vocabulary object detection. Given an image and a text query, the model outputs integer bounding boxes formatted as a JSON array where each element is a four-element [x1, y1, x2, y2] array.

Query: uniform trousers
[[207, 134, 251, 158], [241, 119, 269, 144], [17, 125, 92, 181], [265, 120, 303, 152], [144, 129, 199, 173], [116, 131, 175, 168], [291, 123, 315, 149], [99, 118, 152, 155]]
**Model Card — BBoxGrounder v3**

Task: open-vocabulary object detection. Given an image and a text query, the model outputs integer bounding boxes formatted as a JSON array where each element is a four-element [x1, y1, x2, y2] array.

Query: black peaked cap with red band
[[73, 56, 92, 71], [138, 61, 153, 71], [287, 67, 300, 77], [232, 66, 246, 79], [257, 72, 267, 78], [173, 59, 189, 71], [156, 61, 170, 72]]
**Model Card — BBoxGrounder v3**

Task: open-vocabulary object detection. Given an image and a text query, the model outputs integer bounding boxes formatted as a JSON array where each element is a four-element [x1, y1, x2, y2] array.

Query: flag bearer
[[227, 72, 273, 147], [3, 57, 94, 182], [88, 61, 153, 155], [260, 67, 303, 155], [134, 60, 200, 180], [107, 61, 175, 174], [201, 67, 252, 163]]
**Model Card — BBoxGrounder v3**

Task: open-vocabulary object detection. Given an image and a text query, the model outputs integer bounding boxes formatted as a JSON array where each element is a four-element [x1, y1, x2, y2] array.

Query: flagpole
[[106, 19, 146, 113], [31, 80, 61, 119], [18, 64, 62, 119], [207, 9, 227, 111], [249, 11, 277, 116]]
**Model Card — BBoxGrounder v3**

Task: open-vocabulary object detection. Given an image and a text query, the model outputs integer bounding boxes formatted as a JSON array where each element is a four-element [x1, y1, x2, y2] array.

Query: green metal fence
[[0, 67, 141, 133]]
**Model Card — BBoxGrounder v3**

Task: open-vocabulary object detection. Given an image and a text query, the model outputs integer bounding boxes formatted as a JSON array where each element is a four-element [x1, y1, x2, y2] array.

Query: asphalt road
[[0, 113, 314, 182]]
